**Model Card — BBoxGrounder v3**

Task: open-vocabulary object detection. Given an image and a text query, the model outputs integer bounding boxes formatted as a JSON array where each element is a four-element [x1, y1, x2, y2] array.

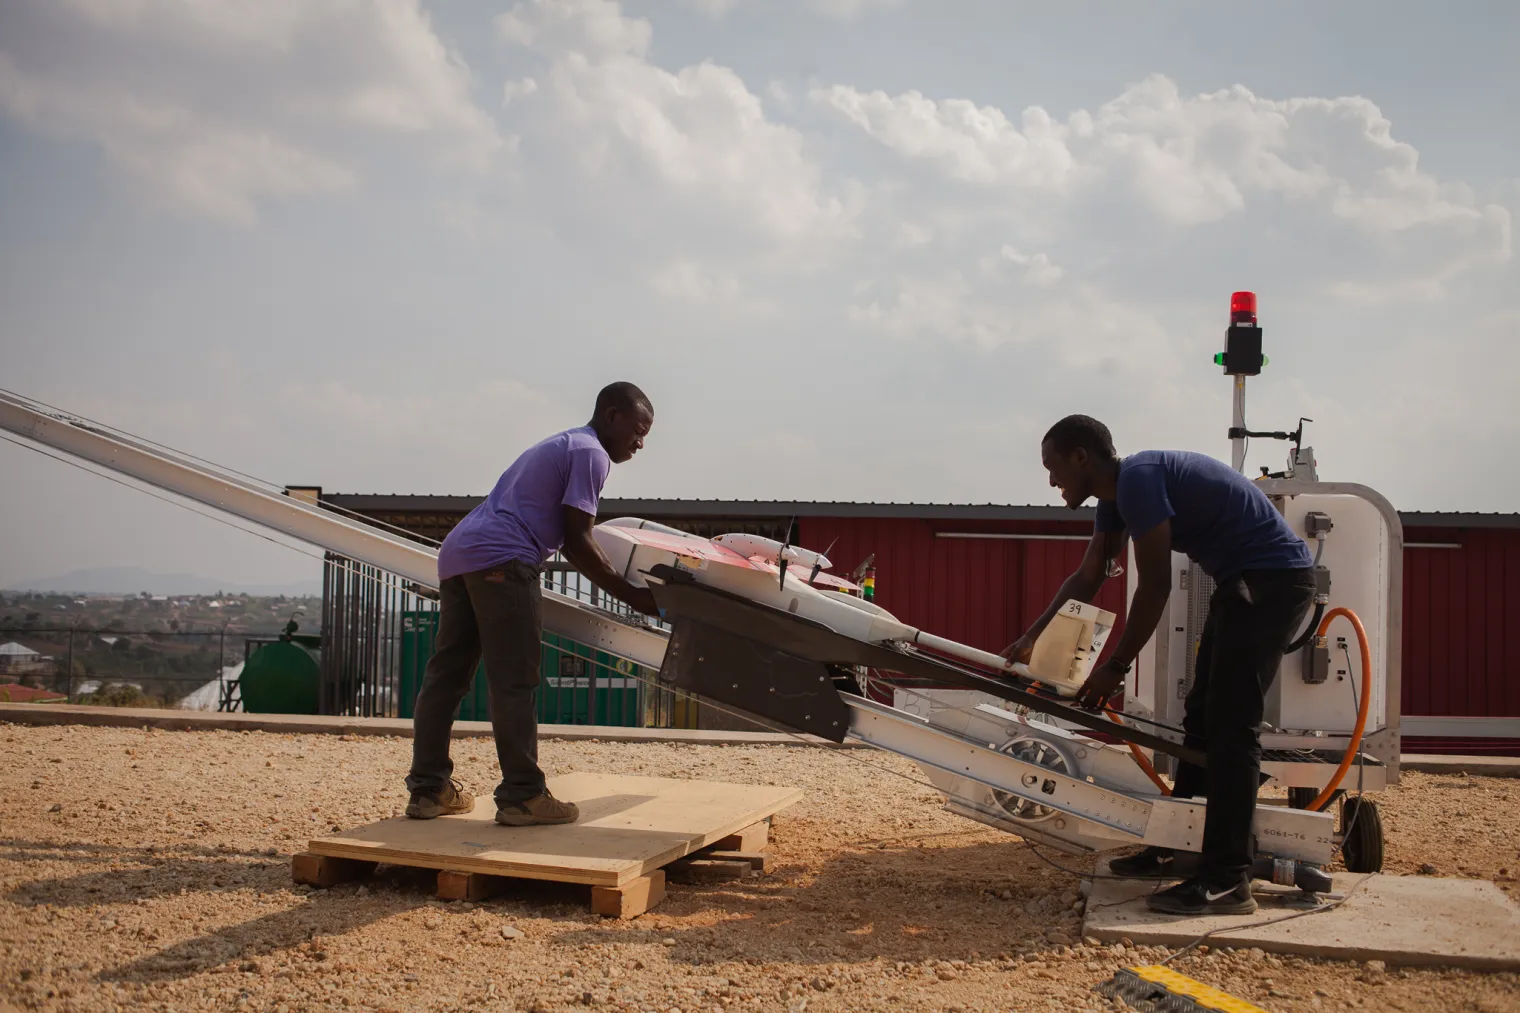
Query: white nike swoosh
[[1204, 888, 1237, 901]]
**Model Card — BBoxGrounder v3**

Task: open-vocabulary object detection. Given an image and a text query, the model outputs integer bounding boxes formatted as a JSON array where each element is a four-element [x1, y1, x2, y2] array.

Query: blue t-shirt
[[1094, 450, 1312, 581], [437, 426, 611, 580]]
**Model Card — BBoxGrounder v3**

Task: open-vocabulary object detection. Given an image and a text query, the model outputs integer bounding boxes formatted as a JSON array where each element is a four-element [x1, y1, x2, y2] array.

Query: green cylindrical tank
[[240, 640, 320, 714]]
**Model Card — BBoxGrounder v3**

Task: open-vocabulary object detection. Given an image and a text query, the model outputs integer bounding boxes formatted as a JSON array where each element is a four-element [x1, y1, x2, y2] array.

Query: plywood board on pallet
[[306, 772, 800, 888]]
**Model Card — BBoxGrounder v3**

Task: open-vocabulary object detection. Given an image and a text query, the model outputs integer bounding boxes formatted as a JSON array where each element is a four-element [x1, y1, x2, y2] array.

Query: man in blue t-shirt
[[405, 382, 659, 827], [1004, 415, 1314, 916]]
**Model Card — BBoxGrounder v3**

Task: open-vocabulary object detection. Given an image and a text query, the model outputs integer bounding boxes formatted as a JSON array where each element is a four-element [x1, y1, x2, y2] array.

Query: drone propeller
[[807, 536, 839, 586], [776, 516, 796, 591]]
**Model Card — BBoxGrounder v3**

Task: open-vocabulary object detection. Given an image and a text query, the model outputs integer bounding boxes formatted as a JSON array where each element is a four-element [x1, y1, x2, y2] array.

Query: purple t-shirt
[[437, 426, 611, 580]]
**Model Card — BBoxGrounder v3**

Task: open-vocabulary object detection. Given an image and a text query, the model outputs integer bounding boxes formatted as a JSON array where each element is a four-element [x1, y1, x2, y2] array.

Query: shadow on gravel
[[552, 834, 1088, 968], [0, 837, 273, 866], [3, 839, 435, 985], [2, 832, 1087, 984]]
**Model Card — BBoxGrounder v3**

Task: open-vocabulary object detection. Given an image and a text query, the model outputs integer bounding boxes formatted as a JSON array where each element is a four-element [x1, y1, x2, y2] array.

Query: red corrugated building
[[326, 495, 1520, 755]]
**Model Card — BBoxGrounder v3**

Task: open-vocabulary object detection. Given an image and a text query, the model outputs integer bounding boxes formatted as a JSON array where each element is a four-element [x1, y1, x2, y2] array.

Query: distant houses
[[0, 641, 52, 676]]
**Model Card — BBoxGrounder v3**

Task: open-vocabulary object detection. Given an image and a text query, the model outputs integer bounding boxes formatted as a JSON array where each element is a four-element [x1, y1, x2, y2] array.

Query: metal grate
[[320, 554, 431, 717], [320, 551, 689, 728]]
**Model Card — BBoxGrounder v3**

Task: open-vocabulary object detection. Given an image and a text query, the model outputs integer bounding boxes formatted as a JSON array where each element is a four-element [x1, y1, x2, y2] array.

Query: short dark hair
[[1042, 414, 1116, 461], [594, 382, 653, 417]]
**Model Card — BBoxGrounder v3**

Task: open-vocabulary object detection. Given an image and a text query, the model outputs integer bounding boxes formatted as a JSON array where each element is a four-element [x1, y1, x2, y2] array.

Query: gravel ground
[[2, 722, 1517, 1013]]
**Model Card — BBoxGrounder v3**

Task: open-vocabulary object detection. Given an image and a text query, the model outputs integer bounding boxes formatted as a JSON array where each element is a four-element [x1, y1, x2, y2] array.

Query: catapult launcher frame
[[0, 386, 1368, 882]]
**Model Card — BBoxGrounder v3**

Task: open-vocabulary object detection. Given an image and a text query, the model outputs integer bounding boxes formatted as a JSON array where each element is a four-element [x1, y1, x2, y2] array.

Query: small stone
[[1365, 960, 1386, 974], [934, 967, 957, 982], [48, 803, 62, 813], [662, 937, 676, 946], [501, 925, 525, 940], [1418, 863, 1438, 875]]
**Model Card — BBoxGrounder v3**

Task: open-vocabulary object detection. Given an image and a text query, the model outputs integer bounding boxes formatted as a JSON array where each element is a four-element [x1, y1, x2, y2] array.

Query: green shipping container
[[397, 610, 646, 726]]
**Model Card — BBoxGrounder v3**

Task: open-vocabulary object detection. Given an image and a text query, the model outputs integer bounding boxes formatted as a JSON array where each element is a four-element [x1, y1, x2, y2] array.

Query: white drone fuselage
[[593, 518, 1114, 697]]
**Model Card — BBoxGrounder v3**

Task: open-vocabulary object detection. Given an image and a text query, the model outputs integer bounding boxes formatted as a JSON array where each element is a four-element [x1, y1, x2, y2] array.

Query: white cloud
[[813, 74, 1511, 252], [3, 0, 1518, 597], [496, 0, 855, 244], [683, 0, 901, 18], [648, 260, 744, 304], [812, 85, 1076, 188], [684, 0, 742, 16], [0, 0, 503, 224], [502, 77, 540, 104], [996, 246, 1064, 288]]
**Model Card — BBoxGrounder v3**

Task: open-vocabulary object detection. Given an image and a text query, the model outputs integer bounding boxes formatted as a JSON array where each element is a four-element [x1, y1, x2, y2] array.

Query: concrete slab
[[1083, 866, 1520, 970], [1402, 754, 1520, 778]]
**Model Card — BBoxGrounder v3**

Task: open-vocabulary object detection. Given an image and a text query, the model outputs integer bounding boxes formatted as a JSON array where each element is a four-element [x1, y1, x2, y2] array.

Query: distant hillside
[[6, 566, 322, 597]]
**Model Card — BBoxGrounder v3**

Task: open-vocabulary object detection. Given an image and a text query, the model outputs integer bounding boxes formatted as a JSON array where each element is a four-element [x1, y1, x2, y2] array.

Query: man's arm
[[1001, 528, 1127, 662], [1074, 518, 1173, 708], [560, 507, 660, 616]]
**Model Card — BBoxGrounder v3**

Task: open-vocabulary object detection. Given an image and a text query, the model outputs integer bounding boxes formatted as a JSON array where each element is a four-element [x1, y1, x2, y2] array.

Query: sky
[[1, 0, 1516, 589]]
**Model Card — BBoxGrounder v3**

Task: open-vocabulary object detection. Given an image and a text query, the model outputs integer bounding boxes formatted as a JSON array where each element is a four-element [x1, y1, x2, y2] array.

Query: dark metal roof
[[320, 494, 1520, 529], [1398, 512, 1520, 529], [322, 494, 1092, 522]]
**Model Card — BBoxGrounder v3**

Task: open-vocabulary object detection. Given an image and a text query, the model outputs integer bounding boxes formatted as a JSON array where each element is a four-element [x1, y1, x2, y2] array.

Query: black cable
[[1284, 600, 1325, 654]]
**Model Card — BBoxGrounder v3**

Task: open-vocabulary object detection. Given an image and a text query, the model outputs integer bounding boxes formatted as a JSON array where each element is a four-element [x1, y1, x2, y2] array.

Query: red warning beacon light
[[1217, 290, 1265, 375], [1230, 290, 1258, 326]]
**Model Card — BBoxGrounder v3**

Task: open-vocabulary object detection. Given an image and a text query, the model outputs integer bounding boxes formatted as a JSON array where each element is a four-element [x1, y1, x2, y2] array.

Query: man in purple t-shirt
[[405, 382, 658, 827]]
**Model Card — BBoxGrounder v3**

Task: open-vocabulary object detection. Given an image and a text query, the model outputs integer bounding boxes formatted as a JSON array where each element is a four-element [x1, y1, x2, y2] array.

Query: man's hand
[[999, 634, 1035, 667], [626, 587, 660, 617], [1075, 658, 1127, 710]]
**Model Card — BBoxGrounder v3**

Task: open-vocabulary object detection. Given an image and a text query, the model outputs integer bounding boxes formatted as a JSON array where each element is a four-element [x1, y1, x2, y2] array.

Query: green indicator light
[[1263, 355, 1270, 366], [1213, 353, 1226, 365]]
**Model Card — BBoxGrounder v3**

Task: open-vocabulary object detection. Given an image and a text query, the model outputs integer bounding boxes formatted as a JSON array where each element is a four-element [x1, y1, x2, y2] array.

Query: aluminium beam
[[0, 392, 670, 670]]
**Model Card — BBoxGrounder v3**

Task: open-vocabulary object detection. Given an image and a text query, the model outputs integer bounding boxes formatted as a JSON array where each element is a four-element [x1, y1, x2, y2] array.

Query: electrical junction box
[[1303, 641, 1331, 685], [1222, 324, 1264, 376]]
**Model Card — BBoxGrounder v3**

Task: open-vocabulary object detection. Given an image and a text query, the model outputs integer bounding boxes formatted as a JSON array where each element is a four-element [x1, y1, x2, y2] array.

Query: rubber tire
[[1287, 787, 1317, 810], [1288, 786, 1344, 810], [1340, 796, 1385, 873]]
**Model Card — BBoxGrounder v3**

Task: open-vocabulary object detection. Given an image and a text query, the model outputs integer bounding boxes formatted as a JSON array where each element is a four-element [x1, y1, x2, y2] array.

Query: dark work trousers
[[406, 561, 546, 807], [1170, 567, 1316, 883]]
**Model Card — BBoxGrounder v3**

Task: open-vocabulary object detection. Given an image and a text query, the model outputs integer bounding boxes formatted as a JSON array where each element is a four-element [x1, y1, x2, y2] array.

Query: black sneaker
[[1106, 847, 1178, 879], [1145, 875, 1257, 916]]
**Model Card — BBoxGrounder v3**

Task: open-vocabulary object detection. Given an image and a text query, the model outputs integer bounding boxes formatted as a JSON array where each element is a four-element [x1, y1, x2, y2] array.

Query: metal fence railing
[[320, 552, 691, 728]]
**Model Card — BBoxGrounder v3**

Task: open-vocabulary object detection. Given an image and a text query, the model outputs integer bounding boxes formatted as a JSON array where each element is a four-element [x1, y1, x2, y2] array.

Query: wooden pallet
[[293, 772, 799, 918]]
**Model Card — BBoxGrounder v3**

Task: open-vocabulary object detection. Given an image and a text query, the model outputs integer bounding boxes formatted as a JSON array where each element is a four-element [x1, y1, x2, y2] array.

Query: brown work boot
[[405, 779, 475, 819], [495, 790, 579, 827]]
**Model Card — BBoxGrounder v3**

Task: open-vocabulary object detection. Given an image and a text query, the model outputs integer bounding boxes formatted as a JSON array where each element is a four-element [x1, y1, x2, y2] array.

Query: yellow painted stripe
[[1128, 965, 1272, 1013]]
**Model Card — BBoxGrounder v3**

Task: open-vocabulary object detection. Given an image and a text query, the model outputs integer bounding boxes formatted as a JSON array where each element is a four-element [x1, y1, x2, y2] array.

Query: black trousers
[[1170, 567, 1316, 882], [406, 561, 546, 807]]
